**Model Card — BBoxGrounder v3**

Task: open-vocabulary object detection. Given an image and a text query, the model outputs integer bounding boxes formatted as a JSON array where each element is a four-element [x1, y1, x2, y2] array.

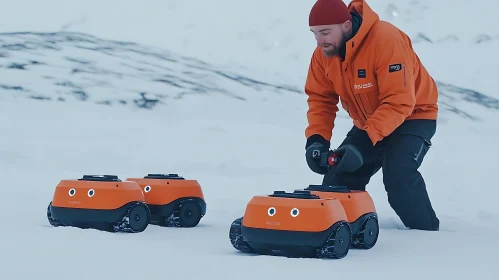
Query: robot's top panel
[[305, 185, 351, 193], [77, 175, 122, 182], [269, 190, 320, 199], [143, 174, 185, 180]]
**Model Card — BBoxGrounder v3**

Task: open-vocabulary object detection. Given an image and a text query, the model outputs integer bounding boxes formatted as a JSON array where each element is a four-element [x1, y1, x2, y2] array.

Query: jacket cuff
[[305, 134, 330, 149]]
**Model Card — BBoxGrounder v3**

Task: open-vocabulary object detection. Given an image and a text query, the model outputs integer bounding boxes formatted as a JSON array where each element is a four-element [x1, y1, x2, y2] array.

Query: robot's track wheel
[[315, 221, 352, 259], [164, 199, 202, 228], [113, 202, 150, 233], [352, 214, 379, 249], [229, 217, 254, 254], [46, 202, 62, 227]]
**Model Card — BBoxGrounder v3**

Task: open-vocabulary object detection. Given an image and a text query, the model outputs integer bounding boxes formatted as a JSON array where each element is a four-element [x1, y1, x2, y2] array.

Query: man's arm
[[304, 48, 340, 149], [363, 29, 417, 145]]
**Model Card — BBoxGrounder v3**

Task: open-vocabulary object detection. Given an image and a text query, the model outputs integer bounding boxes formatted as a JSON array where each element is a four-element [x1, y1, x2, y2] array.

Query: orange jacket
[[305, 0, 438, 145]]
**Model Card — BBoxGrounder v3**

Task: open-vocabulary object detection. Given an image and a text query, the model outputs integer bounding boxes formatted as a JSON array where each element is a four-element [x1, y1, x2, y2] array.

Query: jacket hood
[[344, 0, 380, 62]]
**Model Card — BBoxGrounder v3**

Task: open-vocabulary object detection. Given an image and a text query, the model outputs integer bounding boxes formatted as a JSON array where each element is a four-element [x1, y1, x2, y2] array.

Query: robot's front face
[[68, 188, 96, 198], [267, 206, 300, 218]]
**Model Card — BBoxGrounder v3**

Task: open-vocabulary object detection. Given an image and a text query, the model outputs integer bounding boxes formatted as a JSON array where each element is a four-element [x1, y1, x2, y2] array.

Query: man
[[304, 0, 440, 231]]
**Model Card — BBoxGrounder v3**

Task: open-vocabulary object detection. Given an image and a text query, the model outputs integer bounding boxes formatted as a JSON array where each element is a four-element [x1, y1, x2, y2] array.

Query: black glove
[[305, 134, 330, 175], [329, 144, 364, 173]]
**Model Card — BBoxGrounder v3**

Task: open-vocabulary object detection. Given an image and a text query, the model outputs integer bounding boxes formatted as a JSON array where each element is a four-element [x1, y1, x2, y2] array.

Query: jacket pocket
[[414, 137, 431, 165], [354, 90, 379, 116]]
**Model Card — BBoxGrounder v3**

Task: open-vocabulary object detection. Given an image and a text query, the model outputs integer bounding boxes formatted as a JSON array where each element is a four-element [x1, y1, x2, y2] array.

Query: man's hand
[[305, 142, 329, 174], [330, 144, 364, 173]]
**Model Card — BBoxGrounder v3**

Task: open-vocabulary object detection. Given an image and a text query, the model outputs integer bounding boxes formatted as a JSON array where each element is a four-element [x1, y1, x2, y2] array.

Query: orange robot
[[306, 144, 379, 249], [229, 190, 352, 259], [126, 174, 206, 227], [303, 185, 378, 249], [229, 145, 378, 259], [47, 175, 150, 233]]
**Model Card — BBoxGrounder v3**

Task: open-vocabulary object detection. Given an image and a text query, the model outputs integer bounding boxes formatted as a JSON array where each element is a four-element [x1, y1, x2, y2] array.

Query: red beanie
[[309, 0, 352, 26]]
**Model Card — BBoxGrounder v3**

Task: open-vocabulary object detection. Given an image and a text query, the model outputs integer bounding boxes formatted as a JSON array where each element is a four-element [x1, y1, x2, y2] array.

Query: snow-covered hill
[[1, 31, 498, 123], [0, 32, 301, 108], [1, 0, 498, 279]]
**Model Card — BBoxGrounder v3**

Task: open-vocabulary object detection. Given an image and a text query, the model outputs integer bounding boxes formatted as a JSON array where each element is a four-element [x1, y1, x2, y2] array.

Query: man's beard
[[322, 31, 348, 58], [323, 46, 339, 57]]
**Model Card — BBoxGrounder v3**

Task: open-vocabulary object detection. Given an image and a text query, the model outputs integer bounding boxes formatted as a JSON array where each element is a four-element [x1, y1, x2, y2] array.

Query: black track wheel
[[315, 221, 352, 259], [352, 214, 379, 249], [47, 202, 61, 227], [178, 200, 201, 227], [128, 203, 150, 232], [229, 217, 254, 253]]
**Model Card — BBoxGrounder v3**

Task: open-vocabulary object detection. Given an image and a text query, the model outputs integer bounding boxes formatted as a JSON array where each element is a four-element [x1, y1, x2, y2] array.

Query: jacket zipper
[[338, 64, 353, 118], [414, 141, 424, 161], [403, 63, 406, 87], [414, 139, 431, 161], [345, 63, 367, 122]]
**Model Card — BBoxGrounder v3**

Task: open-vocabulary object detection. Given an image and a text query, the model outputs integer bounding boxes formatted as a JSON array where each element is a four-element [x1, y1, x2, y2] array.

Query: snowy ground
[[1, 0, 499, 279], [2, 93, 498, 280]]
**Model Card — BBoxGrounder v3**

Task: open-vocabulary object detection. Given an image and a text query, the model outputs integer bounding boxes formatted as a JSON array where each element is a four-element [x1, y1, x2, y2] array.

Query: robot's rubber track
[[229, 217, 254, 253], [112, 201, 150, 233], [351, 214, 379, 249], [46, 203, 62, 227], [165, 210, 181, 227], [163, 198, 196, 227], [315, 221, 352, 259]]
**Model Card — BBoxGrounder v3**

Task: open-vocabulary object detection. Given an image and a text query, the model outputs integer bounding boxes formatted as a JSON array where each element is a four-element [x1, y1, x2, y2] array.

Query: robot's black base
[[47, 201, 150, 233], [147, 197, 206, 228], [230, 217, 351, 259], [229, 213, 378, 259]]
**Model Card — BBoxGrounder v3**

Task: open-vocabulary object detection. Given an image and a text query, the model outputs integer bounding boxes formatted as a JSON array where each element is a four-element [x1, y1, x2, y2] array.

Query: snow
[[1, 0, 499, 279]]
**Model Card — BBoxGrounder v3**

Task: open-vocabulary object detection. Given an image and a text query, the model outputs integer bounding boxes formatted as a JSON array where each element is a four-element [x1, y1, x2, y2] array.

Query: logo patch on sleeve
[[389, 64, 402, 72], [357, 69, 366, 78]]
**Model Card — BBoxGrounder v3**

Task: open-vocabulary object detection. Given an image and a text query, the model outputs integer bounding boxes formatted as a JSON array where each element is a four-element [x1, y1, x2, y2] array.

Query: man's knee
[[383, 167, 439, 230], [382, 132, 439, 231], [382, 159, 426, 194], [383, 132, 431, 184], [386, 190, 440, 231]]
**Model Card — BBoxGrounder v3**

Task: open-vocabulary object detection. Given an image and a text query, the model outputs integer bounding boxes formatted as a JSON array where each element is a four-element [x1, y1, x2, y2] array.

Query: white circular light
[[267, 207, 276, 216]]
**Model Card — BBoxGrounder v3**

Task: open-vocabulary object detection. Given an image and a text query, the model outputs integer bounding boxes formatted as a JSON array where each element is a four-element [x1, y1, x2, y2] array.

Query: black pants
[[323, 119, 439, 231]]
